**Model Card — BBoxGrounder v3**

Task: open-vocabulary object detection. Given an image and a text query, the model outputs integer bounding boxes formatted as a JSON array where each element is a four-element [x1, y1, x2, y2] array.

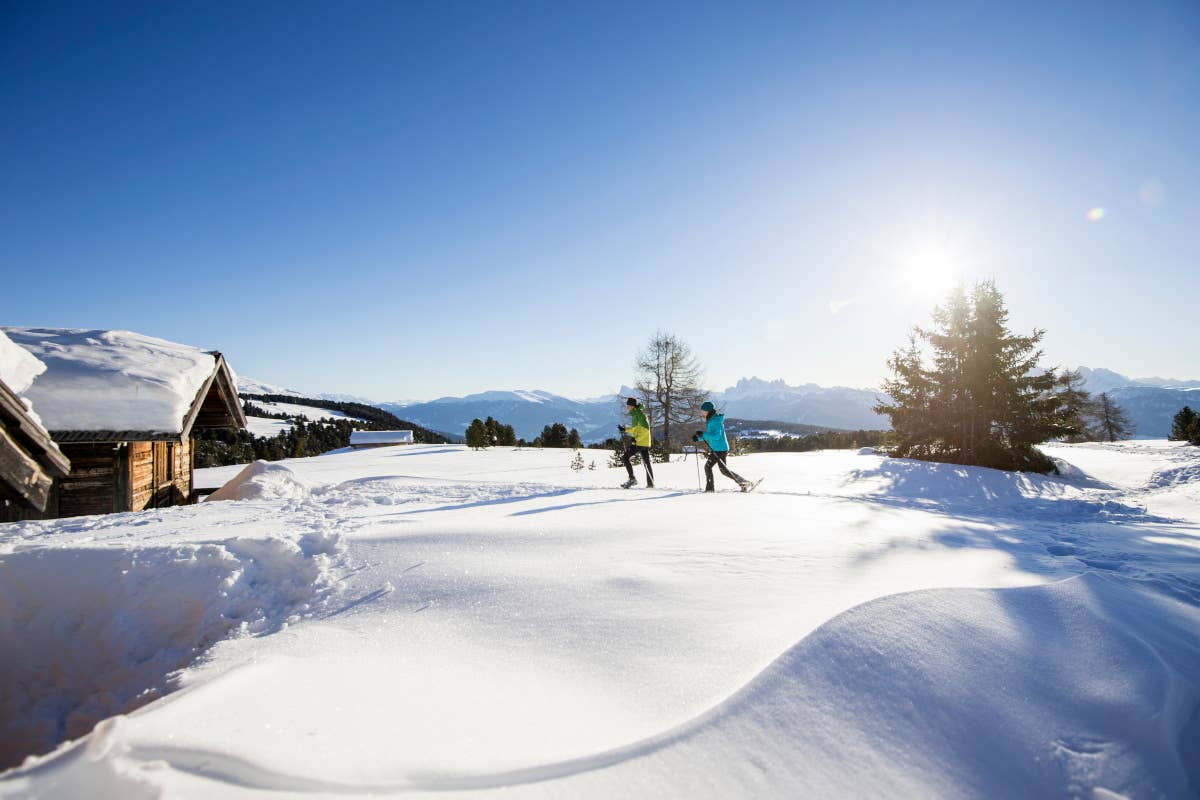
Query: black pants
[[622, 444, 654, 483], [705, 451, 744, 490]]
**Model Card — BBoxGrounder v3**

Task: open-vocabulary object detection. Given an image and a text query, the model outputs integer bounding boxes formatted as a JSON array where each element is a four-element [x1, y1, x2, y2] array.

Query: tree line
[[465, 416, 518, 448], [464, 417, 583, 449]]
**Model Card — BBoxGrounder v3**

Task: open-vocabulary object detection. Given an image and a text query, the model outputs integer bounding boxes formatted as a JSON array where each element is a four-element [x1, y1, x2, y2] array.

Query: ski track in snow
[[3, 442, 1200, 797]]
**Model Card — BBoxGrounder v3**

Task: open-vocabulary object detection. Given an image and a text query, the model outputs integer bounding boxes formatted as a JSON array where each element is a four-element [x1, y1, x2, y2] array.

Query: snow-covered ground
[[2, 442, 1199, 797]]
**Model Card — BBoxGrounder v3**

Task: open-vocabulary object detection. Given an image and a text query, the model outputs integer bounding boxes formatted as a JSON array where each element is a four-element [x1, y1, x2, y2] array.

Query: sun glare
[[895, 237, 964, 299]]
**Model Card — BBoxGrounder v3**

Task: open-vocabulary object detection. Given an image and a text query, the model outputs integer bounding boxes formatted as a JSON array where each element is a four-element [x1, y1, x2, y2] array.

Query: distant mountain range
[[240, 366, 1200, 443], [240, 376, 888, 442]]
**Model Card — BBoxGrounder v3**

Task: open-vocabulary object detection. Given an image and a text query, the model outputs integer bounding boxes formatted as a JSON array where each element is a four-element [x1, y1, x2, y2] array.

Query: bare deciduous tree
[[1093, 392, 1134, 442], [634, 332, 706, 455]]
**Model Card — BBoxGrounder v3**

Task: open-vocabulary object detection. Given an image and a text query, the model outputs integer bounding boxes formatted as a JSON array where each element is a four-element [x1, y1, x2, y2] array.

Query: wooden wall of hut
[[3, 437, 196, 521]]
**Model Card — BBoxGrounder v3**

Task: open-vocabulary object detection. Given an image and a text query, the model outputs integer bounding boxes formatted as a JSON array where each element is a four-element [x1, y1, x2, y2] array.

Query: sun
[[894, 236, 966, 300]]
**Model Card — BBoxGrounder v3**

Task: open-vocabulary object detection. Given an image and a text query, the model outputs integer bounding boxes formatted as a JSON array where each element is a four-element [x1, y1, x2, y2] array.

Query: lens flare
[[1086, 207, 1106, 222]]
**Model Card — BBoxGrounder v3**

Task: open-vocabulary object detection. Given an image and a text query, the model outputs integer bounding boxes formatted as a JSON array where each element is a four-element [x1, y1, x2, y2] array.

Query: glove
[[692, 432, 702, 442], [617, 424, 626, 432]]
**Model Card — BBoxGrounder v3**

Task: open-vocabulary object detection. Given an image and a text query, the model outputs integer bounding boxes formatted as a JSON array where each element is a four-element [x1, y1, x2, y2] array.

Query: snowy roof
[[349, 430, 414, 445], [0, 329, 46, 396], [2, 328, 246, 441]]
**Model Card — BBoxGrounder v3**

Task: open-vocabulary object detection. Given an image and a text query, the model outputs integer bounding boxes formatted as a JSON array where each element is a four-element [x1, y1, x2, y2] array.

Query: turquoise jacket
[[700, 413, 729, 452]]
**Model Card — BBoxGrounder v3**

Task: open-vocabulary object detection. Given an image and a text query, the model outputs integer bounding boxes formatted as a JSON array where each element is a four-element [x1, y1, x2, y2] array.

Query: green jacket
[[627, 404, 651, 447]]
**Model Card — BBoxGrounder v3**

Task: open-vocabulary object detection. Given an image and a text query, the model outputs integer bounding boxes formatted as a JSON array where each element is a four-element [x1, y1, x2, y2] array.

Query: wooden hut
[[2, 328, 247, 519], [0, 377, 71, 519]]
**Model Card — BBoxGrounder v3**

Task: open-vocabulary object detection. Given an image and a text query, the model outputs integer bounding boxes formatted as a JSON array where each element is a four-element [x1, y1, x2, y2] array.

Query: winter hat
[[626, 397, 638, 406], [700, 401, 715, 412]]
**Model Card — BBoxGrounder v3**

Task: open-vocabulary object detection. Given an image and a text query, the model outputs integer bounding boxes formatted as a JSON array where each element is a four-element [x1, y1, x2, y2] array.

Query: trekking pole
[[694, 445, 701, 491]]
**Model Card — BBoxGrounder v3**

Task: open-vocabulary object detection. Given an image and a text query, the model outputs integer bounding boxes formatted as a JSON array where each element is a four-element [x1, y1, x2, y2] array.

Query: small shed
[[349, 430, 414, 449], [2, 328, 247, 519]]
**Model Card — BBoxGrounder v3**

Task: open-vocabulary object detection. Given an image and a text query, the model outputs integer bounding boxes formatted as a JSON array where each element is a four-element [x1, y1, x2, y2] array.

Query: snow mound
[[845, 457, 1151, 519], [209, 461, 310, 502], [1, 327, 217, 434], [422, 574, 1197, 798], [0, 530, 345, 770], [1146, 462, 1200, 491]]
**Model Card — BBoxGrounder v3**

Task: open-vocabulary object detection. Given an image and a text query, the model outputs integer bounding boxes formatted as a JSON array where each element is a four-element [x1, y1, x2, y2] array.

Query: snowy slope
[[3, 442, 1199, 797], [247, 400, 365, 424], [242, 401, 367, 439], [238, 376, 375, 405]]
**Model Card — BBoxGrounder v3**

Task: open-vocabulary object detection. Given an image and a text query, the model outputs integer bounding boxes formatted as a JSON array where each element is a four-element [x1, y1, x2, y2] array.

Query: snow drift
[[565, 572, 1199, 799], [6, 574, 1198, 798], [0, 530, 344, 770], [208, 461, 311, 503]]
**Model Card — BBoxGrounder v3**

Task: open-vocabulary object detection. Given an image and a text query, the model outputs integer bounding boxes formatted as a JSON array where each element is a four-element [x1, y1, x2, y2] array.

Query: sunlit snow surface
[[2, 442, 1199, 798]]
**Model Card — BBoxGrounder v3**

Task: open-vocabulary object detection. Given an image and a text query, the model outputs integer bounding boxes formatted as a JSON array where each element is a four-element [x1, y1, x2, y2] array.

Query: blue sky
[[3, 1, 1198, 400]]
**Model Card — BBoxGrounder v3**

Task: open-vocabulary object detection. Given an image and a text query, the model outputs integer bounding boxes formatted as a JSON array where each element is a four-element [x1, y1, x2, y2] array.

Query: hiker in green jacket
[[617, 397, 654, 488]]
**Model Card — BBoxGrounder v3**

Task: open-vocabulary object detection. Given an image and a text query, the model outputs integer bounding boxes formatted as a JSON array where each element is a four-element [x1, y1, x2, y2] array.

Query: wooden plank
[[0, 424, 54, 511]]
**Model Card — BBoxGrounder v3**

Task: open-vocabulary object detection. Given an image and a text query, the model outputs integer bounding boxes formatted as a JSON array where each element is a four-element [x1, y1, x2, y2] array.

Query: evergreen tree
[[484, 416, 500, 447], [876, 281, 1073, 472], [567, 428, 582, 449], [1091, 392, 1133, 442], [1054, 369, 1097, 442], [538, 422, 570, 447], [497, 424, 517, 447], [465, 418, 489, 450], [876, 334, 937, 460], [1170, 407, 1197, 441], [570, 452, 585, 472], [609, 439, 628, 468]]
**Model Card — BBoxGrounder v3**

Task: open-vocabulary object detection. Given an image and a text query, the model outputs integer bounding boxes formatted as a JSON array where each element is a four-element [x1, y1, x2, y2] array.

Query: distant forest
[[193, 394, 449, 468]]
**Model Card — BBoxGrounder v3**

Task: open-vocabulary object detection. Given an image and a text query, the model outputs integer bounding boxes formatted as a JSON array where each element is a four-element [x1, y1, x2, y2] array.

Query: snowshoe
[[741, 478, 763, 493], [620, 478, 637, 489]]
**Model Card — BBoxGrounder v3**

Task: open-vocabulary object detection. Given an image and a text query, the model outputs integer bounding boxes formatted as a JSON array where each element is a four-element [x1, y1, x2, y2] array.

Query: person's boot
[[620, 477, 637, 489], [704, 482, 715, 493], [645, 475, 654, 488]]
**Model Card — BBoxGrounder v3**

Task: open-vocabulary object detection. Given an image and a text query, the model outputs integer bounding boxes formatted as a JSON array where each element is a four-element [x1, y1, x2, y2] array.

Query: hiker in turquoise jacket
[[617, 397, 654, 488], [692, 401, 752, 492]]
